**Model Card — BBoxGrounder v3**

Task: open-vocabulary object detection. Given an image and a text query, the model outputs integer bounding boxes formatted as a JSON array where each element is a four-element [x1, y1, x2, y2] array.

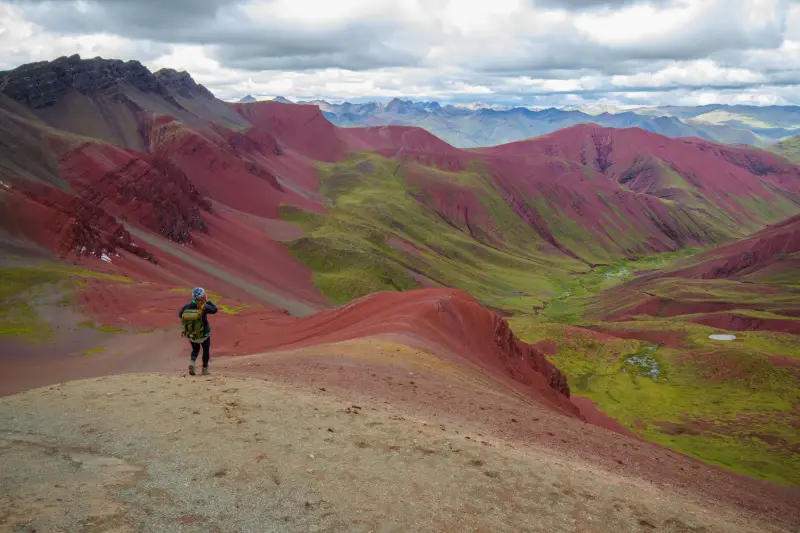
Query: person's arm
[[178, 304, 187, 318], [204, 301, 218, 314]]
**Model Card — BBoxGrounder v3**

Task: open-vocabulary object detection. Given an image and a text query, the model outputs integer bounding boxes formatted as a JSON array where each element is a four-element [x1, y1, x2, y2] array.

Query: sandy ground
[[1, 373, 792, 533]]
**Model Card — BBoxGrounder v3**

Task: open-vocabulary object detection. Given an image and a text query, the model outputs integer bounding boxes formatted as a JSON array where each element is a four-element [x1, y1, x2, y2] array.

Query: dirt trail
[[0, 373, 788, 533]]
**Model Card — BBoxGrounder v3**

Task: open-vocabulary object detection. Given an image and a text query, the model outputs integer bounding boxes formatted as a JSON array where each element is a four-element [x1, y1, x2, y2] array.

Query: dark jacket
[[179, 300, 218, 338]]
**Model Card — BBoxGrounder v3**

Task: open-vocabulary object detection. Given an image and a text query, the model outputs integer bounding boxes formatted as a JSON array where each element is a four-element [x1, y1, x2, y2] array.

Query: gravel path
[[0, 374, 790, 533]]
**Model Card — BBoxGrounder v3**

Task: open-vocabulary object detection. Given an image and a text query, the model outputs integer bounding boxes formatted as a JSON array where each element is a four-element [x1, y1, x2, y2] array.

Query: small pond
[[708, 334, 737, 341]]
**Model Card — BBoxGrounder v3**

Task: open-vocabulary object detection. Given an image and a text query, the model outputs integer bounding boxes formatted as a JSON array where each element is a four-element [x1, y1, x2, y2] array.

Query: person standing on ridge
[[179, 287, 218, 375]]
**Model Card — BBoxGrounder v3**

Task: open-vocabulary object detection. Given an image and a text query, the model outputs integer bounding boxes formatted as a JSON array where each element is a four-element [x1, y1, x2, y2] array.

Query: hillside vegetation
[[772, 135, 800, 163], [1, 55, 799, 490]]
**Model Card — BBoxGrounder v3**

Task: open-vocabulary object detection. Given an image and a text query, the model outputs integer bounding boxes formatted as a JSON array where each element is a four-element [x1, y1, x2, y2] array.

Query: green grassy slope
[[771, 135, 800, 164], [511, 318, 799, 485], [508, 245, 800, 485], [280, 153, 586, 311], [0, 264, 131, 339]]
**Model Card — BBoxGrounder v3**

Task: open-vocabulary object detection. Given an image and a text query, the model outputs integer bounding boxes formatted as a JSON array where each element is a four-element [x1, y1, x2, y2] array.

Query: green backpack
[[181, 308, 205, 342]]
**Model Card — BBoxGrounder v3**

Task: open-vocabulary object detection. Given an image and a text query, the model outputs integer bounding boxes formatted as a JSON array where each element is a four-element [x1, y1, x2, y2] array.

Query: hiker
[[179, 287, 218, 376]]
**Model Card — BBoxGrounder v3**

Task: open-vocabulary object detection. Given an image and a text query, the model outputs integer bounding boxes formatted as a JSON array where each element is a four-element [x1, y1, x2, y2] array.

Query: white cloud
[[611, 60, 766, 89], [1, 0, 799, 106], [0, 4, 165, 70]]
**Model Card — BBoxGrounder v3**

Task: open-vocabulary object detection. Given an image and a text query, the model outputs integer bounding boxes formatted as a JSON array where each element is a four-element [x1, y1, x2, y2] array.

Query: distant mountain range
[[260, 97, 800, 149]]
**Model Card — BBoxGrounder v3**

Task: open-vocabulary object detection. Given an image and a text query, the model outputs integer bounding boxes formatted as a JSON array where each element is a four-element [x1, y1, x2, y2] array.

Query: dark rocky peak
[[0, 54, 171, 109], [154, 68, 214, 99], [239, 94, 257, 103], [272, 96, 293, 104]]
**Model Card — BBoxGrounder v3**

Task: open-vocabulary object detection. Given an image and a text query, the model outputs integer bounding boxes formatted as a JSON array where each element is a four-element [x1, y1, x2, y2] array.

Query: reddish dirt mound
[[532, 339, 558, 355], [605, 296, 747, 321], [561, 325, 622, 343], [767, 355, 800, 368], [665, 213, 800, 280], [224, 289, 579, 417], [584, 326, 685, 349], [570, 396, 638, 438], [76, 286, 578, 417], [688, 313, 800, 334]]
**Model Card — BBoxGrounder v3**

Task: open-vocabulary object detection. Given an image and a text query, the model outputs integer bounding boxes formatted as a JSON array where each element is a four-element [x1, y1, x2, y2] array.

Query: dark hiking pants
[[190, 337, 211, 367]]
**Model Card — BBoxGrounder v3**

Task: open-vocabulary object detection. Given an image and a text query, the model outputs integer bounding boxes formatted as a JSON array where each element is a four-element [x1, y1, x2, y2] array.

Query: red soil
[[482, 124, 800, 205], [75, 278, 189, 330], [147, 121, 321, 218], [688, 313, 800, 334], [234, 101, 348, 162], [767, 355, 800, 368], [584, 326, 686, 349], [561, 324, 625, 343], [6, 92, 799, 320], [664, 213, 800, 280], [480, 156, 717, 261], [0, 112, 329, 315], [2, 181, 155, 262], [74, 285, 577, 417], [3, 94, 799, 529], [471, 125, 800, 260], [248, 288, 578, 416], [51, 138, 213, 243], [188, 206, 328, 308], [386, 236, 422, 257], [216, 124, 324, 200], [531, 339, 558, 355], [570, 396, 638, 438], [605, 296, 746, 321], [404, 165, 499, 244], [342, 124, 465, 163]]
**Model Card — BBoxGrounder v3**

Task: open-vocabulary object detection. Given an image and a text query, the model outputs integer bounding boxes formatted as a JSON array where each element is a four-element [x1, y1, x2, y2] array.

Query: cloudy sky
[[1, 0, 799, 106]]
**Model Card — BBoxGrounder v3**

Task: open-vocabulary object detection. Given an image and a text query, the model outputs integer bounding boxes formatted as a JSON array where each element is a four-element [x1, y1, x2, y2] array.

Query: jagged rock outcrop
[[0, 55, 212, 109], [4, 181, 157, 262], [54, 140, 213, 245], [154, 68, 215, 99], [492, 317, 571, 398]]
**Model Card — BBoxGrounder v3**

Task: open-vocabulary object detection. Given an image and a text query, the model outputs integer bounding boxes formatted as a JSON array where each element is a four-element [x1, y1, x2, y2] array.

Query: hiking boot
[[201, 366, 210, 376], [189, 360, 196, 376]]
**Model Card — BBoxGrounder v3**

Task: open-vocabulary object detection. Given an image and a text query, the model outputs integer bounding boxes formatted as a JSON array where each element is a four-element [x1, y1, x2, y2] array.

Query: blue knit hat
[[192, 287, 205, 300]]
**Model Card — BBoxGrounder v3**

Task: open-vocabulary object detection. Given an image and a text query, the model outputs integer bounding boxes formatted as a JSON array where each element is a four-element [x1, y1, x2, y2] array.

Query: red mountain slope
[[2, 57, 800, 312], [663, 213, 800, 280], [471, 124, 800, 263], [593, 214, 800, 329], [481, 124, 800, 208]]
